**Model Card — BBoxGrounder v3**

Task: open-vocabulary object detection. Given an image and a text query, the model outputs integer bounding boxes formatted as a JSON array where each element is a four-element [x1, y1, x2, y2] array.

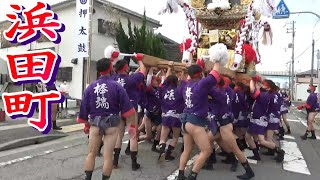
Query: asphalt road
[[0, 108, 320, 180]]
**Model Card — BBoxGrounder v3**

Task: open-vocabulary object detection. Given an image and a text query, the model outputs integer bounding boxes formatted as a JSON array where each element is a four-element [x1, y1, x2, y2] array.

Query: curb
[[0, 118, 76, 130], [0, 134, 67, 152]]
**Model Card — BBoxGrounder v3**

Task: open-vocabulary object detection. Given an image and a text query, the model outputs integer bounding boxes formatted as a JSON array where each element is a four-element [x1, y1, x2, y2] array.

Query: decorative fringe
[[262, 29, 273, 45], [243, 44, 257, 64]]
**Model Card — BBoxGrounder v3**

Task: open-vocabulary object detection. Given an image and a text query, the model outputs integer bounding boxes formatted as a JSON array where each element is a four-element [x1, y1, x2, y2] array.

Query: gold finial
[[190, 0, 205, 9]]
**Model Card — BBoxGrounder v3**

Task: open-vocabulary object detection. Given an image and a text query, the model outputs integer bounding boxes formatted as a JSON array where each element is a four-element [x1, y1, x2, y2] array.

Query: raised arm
[[146, 68, 153, 87], [250, 80, 255, 94], [250, 80, 262, 99], [166, 61, 174, 78], [135, 67, 140, 73], [137, 61, 146, 76]]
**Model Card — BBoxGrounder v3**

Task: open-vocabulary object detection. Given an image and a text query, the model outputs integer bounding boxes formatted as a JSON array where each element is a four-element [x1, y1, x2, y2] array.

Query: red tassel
[[179, 38, 193, 52], [196, 58, 205, 70], [243, 44, 257, 64]]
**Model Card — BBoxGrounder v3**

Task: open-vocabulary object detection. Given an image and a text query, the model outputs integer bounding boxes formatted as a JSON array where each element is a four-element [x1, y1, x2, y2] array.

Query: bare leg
[[220, 124, 247, 162], [245, 132, 256, 149], [301, 112, 317, 140], [113, 120, 125, 168], [307, 112, 317, 131], [51, 103, 61, 130], [158, 125, 170, 159], [139, 115, 152, 141], [188, 124, 212, 174], [178, 129, 194, 179], [115, 120, 126, 148], [84, 126, 103, 180], [102, 126, 120, 177], [282, 113, 291, 133], [202, 131, 219, 170], [265, 130, 274, 142], [159, 126, 171, 145], [155, 125, 162, 141], [126, 112, 141, 170], [170, 127, 181, 147]]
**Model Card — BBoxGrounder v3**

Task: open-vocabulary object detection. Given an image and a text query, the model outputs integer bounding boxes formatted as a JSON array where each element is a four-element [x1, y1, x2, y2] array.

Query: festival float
[[105, 0, 276, 84]]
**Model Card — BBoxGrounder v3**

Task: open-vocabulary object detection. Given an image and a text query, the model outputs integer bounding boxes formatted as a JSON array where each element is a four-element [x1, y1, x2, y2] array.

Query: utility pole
[[287, 21, 295, 100], [311, 39, 315, 84], [317, 50, 320, 99], [85, 0, 93, 87], [288, 62, 291, 91]]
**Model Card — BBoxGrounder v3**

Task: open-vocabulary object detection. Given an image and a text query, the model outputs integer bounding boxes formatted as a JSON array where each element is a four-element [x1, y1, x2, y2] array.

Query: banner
[[76, 0, 90, 58]]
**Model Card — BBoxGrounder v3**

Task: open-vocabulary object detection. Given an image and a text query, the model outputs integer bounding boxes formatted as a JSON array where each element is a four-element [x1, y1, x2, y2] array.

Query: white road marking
[[44, 150, 54, 154], [167, 155, 198, 180], [287, 119, 300, 122], [283, 135, 295, 140], [281, 140, 311, 175], [300, 121, 308, 127], [0, 143, 83, 168], [297, 119, 320, 139], [0, 156, 32, 167], [122, 140, 145, 144], [243, 149, 258, 164]]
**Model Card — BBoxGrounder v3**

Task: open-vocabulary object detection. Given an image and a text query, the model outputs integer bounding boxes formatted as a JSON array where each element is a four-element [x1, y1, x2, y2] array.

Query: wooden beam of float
[[142, 54, 186, 72], [142, 54, 262, 85]]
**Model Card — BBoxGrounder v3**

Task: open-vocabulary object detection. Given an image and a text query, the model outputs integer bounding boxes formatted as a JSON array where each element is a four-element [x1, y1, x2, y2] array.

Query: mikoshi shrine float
[[105, 0, 277, 85]]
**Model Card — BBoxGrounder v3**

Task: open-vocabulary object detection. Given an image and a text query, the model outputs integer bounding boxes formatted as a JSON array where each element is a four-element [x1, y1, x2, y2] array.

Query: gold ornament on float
[[190, 0, 205, 9], [241, 0, 252, 5]]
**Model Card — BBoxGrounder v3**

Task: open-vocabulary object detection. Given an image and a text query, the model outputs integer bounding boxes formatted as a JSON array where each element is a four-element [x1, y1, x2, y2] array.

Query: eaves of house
[[0, 0, 162, 28]]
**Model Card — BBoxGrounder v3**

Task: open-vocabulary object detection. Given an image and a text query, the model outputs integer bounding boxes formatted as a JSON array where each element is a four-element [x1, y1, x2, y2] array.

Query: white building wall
[[295, 83, 319, 101], [0, 2, 156, 100], [0, 58, 8, 74], [90, 3, 146, 62]]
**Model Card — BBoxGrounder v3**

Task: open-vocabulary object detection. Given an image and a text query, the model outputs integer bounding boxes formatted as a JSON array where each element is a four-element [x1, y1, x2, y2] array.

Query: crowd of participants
[[77, 54, 319, 180]]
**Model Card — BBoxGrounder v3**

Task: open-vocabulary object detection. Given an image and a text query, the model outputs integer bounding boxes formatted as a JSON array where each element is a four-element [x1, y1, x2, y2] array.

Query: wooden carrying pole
[[141, 54, 261, 85]]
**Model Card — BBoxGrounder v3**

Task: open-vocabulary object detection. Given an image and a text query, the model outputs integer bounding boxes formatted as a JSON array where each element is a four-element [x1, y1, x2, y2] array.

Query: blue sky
[[0, 0, 319, 72]]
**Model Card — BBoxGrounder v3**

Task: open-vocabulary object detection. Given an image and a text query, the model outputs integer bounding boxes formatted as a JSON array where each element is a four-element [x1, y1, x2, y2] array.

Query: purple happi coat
[[306, 92, 320, 112], [78, 75, 134, 123], [267, 91, 281, 130], [182, 71, 220, 118], [145, 86, 161, 113], [112, 72, 144, 109], [247, 90, 272, 135], [160, 80, 185, 114]]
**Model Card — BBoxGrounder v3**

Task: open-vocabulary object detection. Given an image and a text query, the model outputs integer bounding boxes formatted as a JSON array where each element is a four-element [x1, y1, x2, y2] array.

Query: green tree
[[116, 11, 166, 59]]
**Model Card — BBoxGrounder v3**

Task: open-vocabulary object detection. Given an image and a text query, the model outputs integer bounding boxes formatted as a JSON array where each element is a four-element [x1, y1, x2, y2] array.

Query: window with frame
[[56, 67, 73, 82]]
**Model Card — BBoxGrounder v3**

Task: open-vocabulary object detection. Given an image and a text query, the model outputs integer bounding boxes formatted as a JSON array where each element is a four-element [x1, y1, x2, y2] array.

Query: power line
[[283, 13, 301, 27], [295, 37, 320, 61]]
